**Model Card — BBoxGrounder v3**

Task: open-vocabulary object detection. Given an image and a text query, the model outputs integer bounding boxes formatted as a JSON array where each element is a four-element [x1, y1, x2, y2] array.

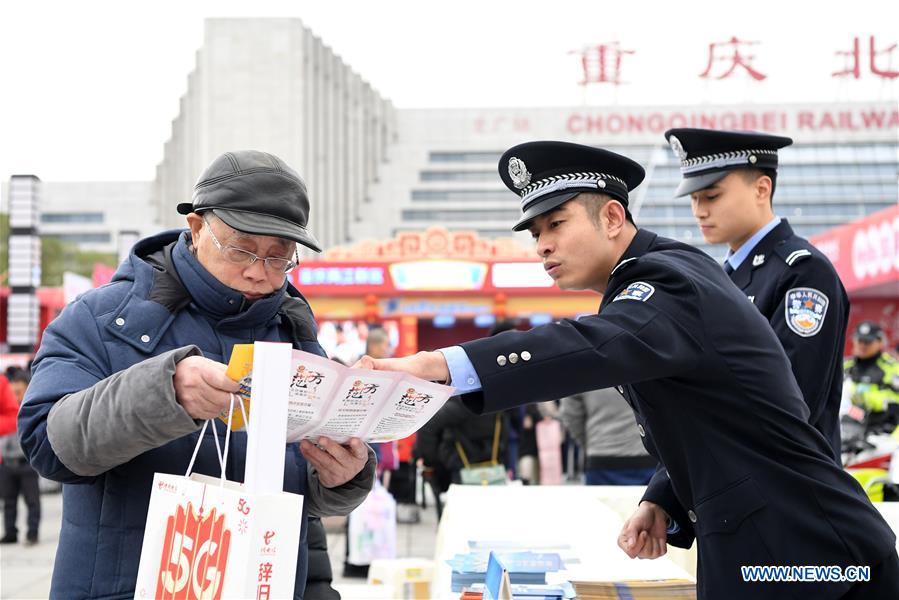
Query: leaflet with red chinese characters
[[223, 344, 454, 444]]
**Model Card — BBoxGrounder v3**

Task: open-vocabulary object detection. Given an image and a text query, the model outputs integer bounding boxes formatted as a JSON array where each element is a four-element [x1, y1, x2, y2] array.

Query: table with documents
[[432, 484, 696, 599]]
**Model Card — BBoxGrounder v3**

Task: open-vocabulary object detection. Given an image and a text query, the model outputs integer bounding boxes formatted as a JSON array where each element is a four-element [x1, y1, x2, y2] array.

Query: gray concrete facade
[[154, 19, 396, 255], [358, 103, 899, 256]]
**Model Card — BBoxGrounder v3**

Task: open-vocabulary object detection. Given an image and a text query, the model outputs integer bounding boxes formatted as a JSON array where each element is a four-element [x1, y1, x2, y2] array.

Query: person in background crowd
[[343, 325, 395, 579], [365, 326, 391, 361], [365, 327, 419, 523], [504, 405, 522, 480], [0, 374, 17, 437], [483, 320, 524, 478], [844, 321, 899, 434], [1, 368, 41, 545], [516, 403, 546, 485], [362, 326, 396, 487], [389, 433, 420, 524], [533, 399, 568, 483], [560, 388, 656, 485], [414, 396, 509, 517]]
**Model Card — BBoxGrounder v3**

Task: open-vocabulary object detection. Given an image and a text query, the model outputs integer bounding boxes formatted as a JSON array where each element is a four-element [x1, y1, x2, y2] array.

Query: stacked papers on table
[[571, 579, 696, 600]]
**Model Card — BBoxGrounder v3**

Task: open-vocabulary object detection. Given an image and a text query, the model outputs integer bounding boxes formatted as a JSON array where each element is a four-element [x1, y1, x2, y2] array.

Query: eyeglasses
[[203, 217, 298, 274]]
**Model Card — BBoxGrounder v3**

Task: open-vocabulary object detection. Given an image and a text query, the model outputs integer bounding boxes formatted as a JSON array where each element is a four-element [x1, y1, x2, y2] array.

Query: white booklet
[[224, 344, 455, 444]]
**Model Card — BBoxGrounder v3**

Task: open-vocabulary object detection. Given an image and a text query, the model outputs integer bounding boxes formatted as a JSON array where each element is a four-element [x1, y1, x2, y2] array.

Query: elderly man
[[18, 150, 376, 599]]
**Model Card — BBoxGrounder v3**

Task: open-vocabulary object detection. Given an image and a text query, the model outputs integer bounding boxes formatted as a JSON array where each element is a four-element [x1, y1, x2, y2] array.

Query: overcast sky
[[1, 0, 896, 183]]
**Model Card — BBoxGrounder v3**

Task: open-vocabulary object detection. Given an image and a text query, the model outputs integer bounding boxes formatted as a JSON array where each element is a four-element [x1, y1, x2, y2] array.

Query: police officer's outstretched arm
[[455, 258, 706, 414], [364, 258, 705, 411]]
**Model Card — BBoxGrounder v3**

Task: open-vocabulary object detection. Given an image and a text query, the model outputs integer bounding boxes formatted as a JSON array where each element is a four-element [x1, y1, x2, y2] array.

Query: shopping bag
[[347, 481, 397, 566], [136, 343, 303, 599], [135, 469, 303, 599], [536, 419, 563, 485]]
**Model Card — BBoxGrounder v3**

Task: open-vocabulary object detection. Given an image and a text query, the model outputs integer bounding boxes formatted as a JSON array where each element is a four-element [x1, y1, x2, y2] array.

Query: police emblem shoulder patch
[[508, 156, 531, 189], [613, 281, 656, 302], [784, 287, 829, 337]]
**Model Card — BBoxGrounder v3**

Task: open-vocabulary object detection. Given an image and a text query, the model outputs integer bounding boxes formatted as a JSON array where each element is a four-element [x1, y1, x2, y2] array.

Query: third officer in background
[[844, 321, 899, 434], [667, 128, 849, 460]]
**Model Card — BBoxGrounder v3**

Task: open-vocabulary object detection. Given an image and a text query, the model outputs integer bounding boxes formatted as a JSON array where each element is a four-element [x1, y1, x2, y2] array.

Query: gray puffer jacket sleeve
[[46, 346, 203, 477], [19, 291, 205, 484], [304, 444, 377, 517]]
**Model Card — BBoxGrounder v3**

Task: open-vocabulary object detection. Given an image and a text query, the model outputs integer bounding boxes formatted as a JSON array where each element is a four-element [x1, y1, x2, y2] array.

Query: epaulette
[[774, 239, 813, 267], [610, 256, 640, 277]]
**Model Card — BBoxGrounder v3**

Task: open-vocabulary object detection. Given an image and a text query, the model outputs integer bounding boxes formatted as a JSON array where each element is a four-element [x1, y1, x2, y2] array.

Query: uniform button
[[496, 355, 507, 366], [140, 334, 151, 343], [115, 317, 125, 326], [228, 299, 235, 305], [521, 351, 531, 361], [467, 377, 475, 385], [637, 424, 645, 437], [616, 385, 624, 394], [509, 353, 519, 364], [688, 510, 697, 523]]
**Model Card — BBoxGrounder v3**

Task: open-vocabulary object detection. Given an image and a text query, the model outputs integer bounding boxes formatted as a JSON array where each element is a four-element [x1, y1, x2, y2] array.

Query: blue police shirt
[[439, 346, 482, 392], [724, 216, 780, 271]]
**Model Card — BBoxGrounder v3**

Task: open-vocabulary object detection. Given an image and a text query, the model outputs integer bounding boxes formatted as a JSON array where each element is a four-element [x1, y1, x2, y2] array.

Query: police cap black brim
[[673, 170, 731, 197], [854, 334, 881, 343], [512, 191, 581, 232]]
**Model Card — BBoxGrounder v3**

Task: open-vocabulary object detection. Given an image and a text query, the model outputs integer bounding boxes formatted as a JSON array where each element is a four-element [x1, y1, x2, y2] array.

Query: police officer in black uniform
[[361, 141, 898, 599], [665, 128, 849, 461]]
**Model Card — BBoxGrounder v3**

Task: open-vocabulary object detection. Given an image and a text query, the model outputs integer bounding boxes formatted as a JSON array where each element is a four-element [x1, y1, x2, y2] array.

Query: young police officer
[[361, 141, 898, 599], [666, 128, 849, 461]]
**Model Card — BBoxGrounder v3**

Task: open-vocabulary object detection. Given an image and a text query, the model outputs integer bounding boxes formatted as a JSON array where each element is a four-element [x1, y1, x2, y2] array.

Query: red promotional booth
[[290, 227, 597, 356], [811, 205, 899, 354]]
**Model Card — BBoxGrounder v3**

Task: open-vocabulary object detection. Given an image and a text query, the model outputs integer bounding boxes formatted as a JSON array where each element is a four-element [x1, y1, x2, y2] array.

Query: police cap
[[499, 141, 645, 231], [664, 128, 792, 197], [854, 321, 884, 343]]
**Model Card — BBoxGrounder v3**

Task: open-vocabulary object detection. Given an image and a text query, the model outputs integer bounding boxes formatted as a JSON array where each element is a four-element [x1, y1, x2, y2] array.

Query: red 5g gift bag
[[135, 342, 302, 599]]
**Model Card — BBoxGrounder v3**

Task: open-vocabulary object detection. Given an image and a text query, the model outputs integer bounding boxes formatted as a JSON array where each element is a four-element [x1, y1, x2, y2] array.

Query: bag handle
[[455, 440, 471, 469], [490, 413, 501, 465], [455, 414, 502, 468], [184, 393, 249, 487]]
